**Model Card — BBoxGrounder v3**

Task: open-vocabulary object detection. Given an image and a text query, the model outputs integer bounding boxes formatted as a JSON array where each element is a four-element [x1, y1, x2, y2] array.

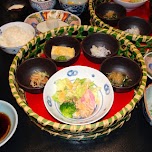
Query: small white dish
[[0, 100, 18, 147], [143, 84, 152, 125], [144, 51, 152, 80], [113, 0, 147, 12], [43, 66, 114, 125]]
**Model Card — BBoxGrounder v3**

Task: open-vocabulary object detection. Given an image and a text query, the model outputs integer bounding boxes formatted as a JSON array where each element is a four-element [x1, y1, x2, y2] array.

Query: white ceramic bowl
[[113, 0, 147, 12], [0, 22, 35, 54], [144, 51, 152, 80], [143, 84, 152, 125], [0, 100, 18, 147], [59, 0, 88, 16], [29, 0, 56, 11], [43, 66, 114, 125]]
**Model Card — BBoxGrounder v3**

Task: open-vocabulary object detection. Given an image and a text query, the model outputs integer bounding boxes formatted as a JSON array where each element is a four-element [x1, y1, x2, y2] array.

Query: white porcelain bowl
[[0, 100, 18, 147], [43, 66, 114, 125], [144, 51, 152, 80], [0, 22, 35, 54], [113, 0, 147, 12], [143, 84, 152, 125], [59, 0, 88, 16]]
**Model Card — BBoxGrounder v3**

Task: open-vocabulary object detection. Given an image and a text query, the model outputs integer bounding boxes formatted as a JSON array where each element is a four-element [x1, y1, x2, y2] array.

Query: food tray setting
[[9, 25, 147, 140], [89, 0, 152, 56]]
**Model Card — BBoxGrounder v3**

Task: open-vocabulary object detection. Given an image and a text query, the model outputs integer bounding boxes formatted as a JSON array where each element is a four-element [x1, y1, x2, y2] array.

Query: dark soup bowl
[[100, 56, 142, 93], [95, 2, 126, 27], [15, 57, 57, 94], [118, 16, 152, 35], [81, 32, 119, 64], [44, 35, 81, 67]]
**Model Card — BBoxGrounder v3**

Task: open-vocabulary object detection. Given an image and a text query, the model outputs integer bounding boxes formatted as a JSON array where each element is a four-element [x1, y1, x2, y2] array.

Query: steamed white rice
[[90, 45, 111, 57], [0, 26, 34, 47]]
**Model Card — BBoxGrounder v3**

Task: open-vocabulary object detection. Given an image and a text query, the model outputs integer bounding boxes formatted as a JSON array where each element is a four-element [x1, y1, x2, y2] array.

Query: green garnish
[[55, 56, 67, 61]]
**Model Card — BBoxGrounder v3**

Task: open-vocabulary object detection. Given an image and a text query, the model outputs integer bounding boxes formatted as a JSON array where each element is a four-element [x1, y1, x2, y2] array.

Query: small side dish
[[143, 83, 152, 126], [95, 2, 126, 27], [118, 16, 151, 36], [144, 51, 152, 80], [81, 32, 119, 63], [100, 56, 142, 93], [0, 100, 18, 147], [15, 57, 57, 94], [44, 35, 81, 67]]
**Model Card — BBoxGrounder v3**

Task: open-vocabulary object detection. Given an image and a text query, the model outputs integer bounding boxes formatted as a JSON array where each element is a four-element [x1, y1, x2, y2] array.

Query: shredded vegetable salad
[[52, 78, 101, 118]]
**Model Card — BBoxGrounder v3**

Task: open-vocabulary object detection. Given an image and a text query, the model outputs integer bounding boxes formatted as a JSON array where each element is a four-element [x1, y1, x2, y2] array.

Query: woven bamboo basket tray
[[89, 0, 152, 55], [9, 25, 147, 140]]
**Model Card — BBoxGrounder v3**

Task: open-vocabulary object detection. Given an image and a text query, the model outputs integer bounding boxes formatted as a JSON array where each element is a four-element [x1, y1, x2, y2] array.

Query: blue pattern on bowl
[[60, 3, 87, 16], [47, 96, 52, 107], [67, 70, 78, 77], [149, 63, 152, 70], [30, 0, 56, 11], [144, 52, 152, 80], [104, 84, 110, 95]]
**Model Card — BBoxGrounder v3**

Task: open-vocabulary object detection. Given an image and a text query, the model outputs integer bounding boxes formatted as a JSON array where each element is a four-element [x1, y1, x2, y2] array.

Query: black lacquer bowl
[[95, 2, 126, 27], [44, 35, 81, 67], [81, 32, 119, 64], [118, 16, 152, 35], [100, 56, 142, 93], [15, 57, 57, 94]]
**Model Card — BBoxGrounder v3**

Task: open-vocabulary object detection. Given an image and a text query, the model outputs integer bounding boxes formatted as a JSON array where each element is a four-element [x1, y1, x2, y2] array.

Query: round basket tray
[[89, 0, 152, 55], [9, 25, 147, 140]]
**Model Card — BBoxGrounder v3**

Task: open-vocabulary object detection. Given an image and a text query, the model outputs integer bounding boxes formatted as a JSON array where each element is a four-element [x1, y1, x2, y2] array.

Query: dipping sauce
[[0, 112, 11, 141]]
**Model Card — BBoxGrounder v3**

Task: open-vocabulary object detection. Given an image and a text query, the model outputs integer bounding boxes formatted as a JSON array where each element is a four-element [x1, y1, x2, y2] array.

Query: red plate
[[25, 52, 134, 123]]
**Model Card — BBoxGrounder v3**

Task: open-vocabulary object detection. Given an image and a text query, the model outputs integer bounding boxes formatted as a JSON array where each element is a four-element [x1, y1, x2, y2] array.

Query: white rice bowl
[[0, 22, 35, 54]]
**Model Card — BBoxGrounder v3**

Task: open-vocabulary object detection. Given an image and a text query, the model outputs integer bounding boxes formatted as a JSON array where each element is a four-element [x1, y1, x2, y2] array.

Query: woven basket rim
[[9, 25, 147, 134]]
